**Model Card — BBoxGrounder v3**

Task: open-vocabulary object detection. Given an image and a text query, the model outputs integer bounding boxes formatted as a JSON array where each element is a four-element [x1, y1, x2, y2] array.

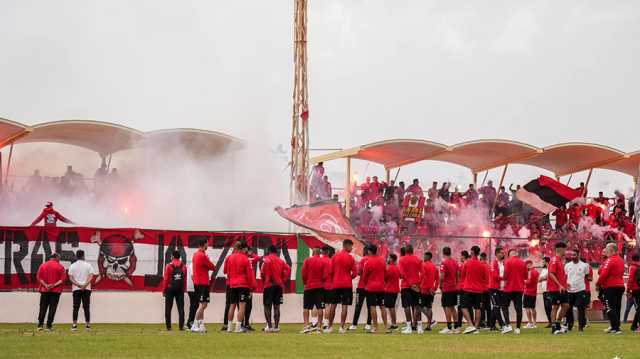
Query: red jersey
[[489, 259, 503, 290], [261, 253, 290, 289], [224, 252, 256, 289], [461, 257, 487, 293], [627, 262, 640, 292], [301, 254, 326, 290], [162, 259, 187, 292], [585, 266, 593, 292], [331, 250, 357, 289], [361, 255, 386, 292], [482, 262, 490, 292], [596, 254, 625, 289], [553, 208, 568, 227], [420, 260, 440, 294], [31, 208, 72, 227], [192, 249, 215, 286], [37, 259, 66, 293], [547, 255, 567, 292], [440, 257, 459, 293], [503, 256, 528, 293], [385, 263, 400, 294], [524, 268, 539, 296], [356, 257, 369, 289], [398, 254, 422, 289]]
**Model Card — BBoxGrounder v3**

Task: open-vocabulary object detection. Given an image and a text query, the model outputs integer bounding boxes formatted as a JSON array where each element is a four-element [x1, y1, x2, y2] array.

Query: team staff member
[[36, 253, 66, 331], [501, 249, 527, 335], [439, 247, 460, 334], [349, 246, 372, 331], [398, 245, 422, 334], [627, 253, 640, 332], [261, 245, 291, 333], [596, 243, 625, 334], [538, 257, 553, 326], [190, 239, 216, 333], [548, 242, 569, 335], [460, 246, 487, 334], [68, 250, 94, 331], [564, 250, 590, 332], [225, 242, 257, 333], [384, 254, 400, 330], [361, 245, 388, 333], [488, 247, 506, 331], [301, 248, 326, 333], [162, 250, 187, 331], [419, 252, 439, 332], [523, 260, 539, 329], [326, 239, 357, 334]]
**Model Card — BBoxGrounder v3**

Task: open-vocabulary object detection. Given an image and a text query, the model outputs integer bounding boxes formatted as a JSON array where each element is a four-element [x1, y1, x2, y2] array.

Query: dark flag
[[516, 175, 582, 214]]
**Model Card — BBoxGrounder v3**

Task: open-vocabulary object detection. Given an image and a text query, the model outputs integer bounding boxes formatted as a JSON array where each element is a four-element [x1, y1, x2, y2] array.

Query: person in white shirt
[[564, 250, 590, 331], [186, 261, 198, 330], [68, 250, 94, 331]]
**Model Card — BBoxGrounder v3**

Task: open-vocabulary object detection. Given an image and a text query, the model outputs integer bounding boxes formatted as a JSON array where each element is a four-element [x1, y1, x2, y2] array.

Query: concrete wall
[[0, 292, 583, 325]]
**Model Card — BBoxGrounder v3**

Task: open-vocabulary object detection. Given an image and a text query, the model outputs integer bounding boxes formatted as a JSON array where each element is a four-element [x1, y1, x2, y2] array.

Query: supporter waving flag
[[516, 175, 581, 214]]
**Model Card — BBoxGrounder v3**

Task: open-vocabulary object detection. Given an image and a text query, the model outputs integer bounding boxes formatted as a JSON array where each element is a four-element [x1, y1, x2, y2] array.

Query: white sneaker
[[263, 327, 272, 333], [226, 324, 233, 333], [501, 325, 513, 334], [604, 327, 612, 333], [323, 327, 333, 334], [300, 326, 312, 334], [463, 326, 478, 334], [417, 326, 424, 334], [364, 324, 372, 331], [272, 327, 280, 333], [514, 328, 520, 335], [451, 328, 461, 334], [438, 328, 452, 334], [338, 327, 347, 334], [431, 319, 438, 327], [348, 325, 358, 331], [401, 327, 413, 334]]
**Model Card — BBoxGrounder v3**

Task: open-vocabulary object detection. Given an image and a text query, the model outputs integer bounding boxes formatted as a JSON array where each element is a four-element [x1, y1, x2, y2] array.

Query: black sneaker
[[220, 325, 228, 331], [36, 326, 43, 332], [245, 325, 255, 332], [166, 327, 172, 331], [71, 324, 78, 332], [85, 324, 92, 331], [389, 325, 399, 330]]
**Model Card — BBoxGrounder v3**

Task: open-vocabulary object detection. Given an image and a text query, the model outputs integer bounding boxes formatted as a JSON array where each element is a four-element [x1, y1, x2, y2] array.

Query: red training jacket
[[224, 252, 256, 289], [37, 259, 66, 293], [192, 249, 216, 286], [261, 253, 291, 289], [461, 257, 487, 293], [503, 256, 528, 293], [489, 259, 503, 290], [398, 254, 422, 289], [362, 255, 386, 293], [302, 254, 326, 290], [331, 250, 357, 289], [162, 258, 187, 292], [356, 257, 369, 289], [385, 263, 400, 294], [627, 262, 640, 292], [524, 268, 540, 296], [547, 255, 567, 292], [596, 254, 625, 289], [440, 257, 459, 293], [420, 260, 440, 294]]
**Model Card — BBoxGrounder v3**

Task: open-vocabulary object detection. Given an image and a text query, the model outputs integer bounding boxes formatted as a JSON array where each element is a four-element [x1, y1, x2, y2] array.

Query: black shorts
[[549, 291, 569, 305], [384, 293, 398, 308], [303, 288, 325, 310], [502, 292, 523, 307], [462, 291, 482, 309], [194, 285, 210, 304], [263, 285, 283, 306], [400, 288, 421, 308], [229, 287, 251, 304], [323, 288, 335, 304], [366, 291, 385, 307], [421, 294, 434, 309], [332, 288, 353, 305], [568, 291, 589, 308], [523, 295, 537, 309], [441, 291, 458, 307]]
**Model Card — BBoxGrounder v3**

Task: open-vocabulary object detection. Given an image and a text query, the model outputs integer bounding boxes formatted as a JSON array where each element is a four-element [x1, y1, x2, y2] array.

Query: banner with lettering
[[0, 226, 324, 293]]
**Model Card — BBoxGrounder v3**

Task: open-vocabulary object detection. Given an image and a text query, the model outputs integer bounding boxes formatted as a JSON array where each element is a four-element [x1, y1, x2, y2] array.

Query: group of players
[[297, 239, 632, 335]]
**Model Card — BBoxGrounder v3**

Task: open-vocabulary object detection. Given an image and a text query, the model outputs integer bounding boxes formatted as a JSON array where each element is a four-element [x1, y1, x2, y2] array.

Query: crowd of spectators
[[309, 163, 637, 266]]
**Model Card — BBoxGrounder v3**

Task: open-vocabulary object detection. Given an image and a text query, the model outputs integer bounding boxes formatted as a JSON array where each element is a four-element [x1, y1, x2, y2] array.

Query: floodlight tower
[[290, 0, 310, 205]]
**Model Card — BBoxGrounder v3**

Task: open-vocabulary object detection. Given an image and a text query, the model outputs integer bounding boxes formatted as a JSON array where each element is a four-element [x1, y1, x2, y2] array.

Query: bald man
[[596, 243, 625, 334]]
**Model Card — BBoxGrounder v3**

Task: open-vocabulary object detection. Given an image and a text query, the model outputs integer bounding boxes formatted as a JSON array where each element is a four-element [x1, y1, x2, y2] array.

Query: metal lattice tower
[[290, 0, 309, 205]]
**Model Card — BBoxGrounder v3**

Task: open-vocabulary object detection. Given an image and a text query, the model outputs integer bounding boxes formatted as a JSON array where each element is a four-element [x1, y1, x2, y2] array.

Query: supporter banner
[[0, 226, 323, 293], [402, 194, 425, 221], [275, 201, 364, 255]]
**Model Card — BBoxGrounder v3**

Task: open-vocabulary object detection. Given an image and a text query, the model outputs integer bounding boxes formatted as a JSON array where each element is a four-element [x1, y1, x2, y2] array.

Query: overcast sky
[[1, 0, 639, 193]]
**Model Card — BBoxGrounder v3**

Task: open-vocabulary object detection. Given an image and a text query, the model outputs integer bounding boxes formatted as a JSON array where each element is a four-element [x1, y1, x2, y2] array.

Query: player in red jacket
[[398, 245, 423, 334], [627, 253, 640, 332], [326, 239, 357, 333], [261, 245, 291, 332], [36, 253, 66, 331], [224, 242, 256, 333], [439, 246, 460, 334], [596, 242, 625, 333], [384, 253, 400, 330], [548, 242, 569, 335], [301, 248, 326, 333], [501, 249, 528, 334], [30, 202, 75, 227], [523, 260, 540, 329], [361, 244, 388, 333], [419, 251, 439, 331], [190, 239, 216, 333], [460, 246, 488, 334]]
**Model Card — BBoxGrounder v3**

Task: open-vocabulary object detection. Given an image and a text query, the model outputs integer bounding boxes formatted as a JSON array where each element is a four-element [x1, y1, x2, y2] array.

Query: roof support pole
[[345, 157, 352, 218], [0, 151, 3, 193], [565, 174, 572, 185], [583, 168, 593, 197], [4, 142, 14, 187], [492, 164, 509, 215], [385, 168, 390, 184], [472, 172, 478, 188], [481, 170, 489, 186]]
